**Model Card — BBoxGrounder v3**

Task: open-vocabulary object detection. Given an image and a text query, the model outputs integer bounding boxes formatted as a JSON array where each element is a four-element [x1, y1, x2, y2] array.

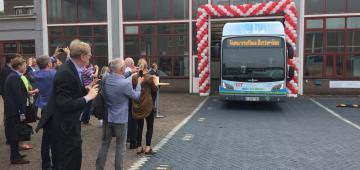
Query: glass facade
[[305, 0, 360, 14], [123, 0, 189, 21], [48, 25, 108, 67], [124, 24, 189, 77], [47, 0, 107, 24], [305, 17, 360, 78]]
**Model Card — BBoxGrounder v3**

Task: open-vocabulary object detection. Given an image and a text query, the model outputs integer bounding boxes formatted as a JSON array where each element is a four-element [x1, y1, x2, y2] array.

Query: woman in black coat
[[3, 56, 30, 164]]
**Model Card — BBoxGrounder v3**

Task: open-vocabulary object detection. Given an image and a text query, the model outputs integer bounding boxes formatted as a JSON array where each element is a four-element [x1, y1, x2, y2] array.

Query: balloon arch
[[196, 0, 298, 96]]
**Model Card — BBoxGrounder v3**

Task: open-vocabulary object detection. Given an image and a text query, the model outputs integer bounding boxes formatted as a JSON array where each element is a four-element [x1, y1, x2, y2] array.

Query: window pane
[[94, 26, 107, 37], [49, 27, 62, 37], [49, 38, 63, 54], [124, 36, 139, 56], [20, 41, 35, 55], [304, 55, 323, 77], [347, 17, 360, 29], [212, 0, 229, 5], [156, 0, 171, 20], [326, 18, 345, 29], [123, 0, 138, 21], [173, 24, 188, 34], [326, 0, 345, 14], [192, 23, 198, 54], [92, 0, 107, 21], [62, 0, 77, 22], [305, 0, 325, 14], [173, 0, 188, 19], [139, 0, 154, 20], [192, 0, 207, 18], [326, 55, 333, 76], [141, 25, 154, 34], [79, 26, 92, 37], [172, 35, 188, 55], [347, 30, 360, 53], [327, 31, 344, 52], [336, 55, 342, 76], [158, 24, 171, 34], [140, 36, 154, 56], [158, 56, 172, 76], [94, 37, 108, 57], [305, 32, 324, 53], [230, 0, 247, 5], [78, 0, 91, 22], [306, 19, 323, 29], [174, 57, 188, 76], [4, 43, 17, 54], [63, 27, 78, 37], [47, 0, 62, 23], [125, 26, 139, 35], [158, 36, 172, 56], [93, 57, 109, 68], [1, 0, 34, 16], [348, 0, 360, 13], [346, 55, 360, 77]]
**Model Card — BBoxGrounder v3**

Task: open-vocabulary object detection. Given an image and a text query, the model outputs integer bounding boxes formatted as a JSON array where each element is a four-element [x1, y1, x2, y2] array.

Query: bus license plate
[[245, 97, 260, 101]]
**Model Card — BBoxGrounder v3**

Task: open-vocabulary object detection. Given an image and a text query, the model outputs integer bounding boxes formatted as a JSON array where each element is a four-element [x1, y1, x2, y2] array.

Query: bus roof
[[222, 21, 284, 37]]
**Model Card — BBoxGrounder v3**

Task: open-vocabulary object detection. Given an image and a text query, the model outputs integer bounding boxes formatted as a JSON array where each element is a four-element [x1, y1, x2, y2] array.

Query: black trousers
[[127, 100, 137, 147], [9, 141, 20, 161], [51, 124, 82, 170], [41, 110, 54, 170], [135, 112, 155, 147]]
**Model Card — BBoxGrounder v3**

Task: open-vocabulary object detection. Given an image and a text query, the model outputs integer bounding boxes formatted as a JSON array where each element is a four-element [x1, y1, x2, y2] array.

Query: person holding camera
[[36, 39, 99, 170], [96, 58, 143, 170], [132, 58, 158, 155]]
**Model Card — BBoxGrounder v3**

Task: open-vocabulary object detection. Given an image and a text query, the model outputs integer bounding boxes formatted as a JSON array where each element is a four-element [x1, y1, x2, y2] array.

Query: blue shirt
[[105, 72, 141, 124], [33, 69, 56, 109]]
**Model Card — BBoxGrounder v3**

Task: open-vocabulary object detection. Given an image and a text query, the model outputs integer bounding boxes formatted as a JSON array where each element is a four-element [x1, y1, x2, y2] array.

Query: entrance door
[[325, 53, 344, 78], [192, 55, 199, 93]]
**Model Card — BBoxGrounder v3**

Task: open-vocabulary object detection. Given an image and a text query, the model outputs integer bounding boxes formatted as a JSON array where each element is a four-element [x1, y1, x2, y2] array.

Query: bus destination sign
[[226, 37, 282, 48]]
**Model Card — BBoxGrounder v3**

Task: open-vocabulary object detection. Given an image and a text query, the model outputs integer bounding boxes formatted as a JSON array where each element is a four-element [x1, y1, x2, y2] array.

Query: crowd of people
[[0, 39, 160, 170]]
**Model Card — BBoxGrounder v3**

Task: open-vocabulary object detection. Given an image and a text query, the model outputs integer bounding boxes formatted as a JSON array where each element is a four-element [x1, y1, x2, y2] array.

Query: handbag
[[24, 98, 37, 123], [17, 123, 33, 141], [91, 77, 108, 120]]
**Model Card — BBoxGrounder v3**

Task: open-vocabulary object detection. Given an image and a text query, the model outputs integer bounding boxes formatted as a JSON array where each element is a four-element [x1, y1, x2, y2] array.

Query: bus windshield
[[222, 36, 285, 82]]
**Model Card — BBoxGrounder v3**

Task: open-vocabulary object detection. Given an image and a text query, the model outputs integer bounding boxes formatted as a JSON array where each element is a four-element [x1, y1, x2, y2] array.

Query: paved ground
[[0, 93, 205, 170], [139, 96, 360, 170]]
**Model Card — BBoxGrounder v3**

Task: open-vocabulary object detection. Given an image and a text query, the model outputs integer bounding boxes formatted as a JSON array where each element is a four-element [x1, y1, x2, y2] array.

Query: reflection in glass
[[305, 0, 325, 14], [173, 0, 188, 19], [347, 30, 360, 53], [348, 0, 360, 13], [326, 0, 345, 14], [347, 17, 360, 29], [305, 32, 323, 53], [140, 36, 154, 56], [304, 55, 323, 77], [346, 55, 360, 77], [125, 36, 139, 56], [123, 0, 137, 21], [159, 57, 172, 76], [157, 0, 171, 19], [139, 0, 154, 20], [326, 55, 333, 76], [327, 31, 344, 52], [20, 41, 35, 55], [306, 19, 323, 29], [336, 55, 342, 76], [326, 18, 345, 29]]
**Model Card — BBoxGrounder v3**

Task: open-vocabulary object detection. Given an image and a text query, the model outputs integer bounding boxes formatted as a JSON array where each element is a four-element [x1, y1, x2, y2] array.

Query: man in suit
[[0, 54, 17, 98], [36, 39, 99, 170], [4, 56, 29, 164]]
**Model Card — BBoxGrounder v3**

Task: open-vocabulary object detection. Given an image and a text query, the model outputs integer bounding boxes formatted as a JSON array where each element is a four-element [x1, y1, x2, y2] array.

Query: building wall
[[0, 0, 43, 63]]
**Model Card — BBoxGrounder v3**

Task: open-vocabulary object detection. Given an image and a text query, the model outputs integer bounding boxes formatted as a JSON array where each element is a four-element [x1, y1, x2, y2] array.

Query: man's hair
[[69, 39, 91, 59], [124, 57, 134, 67], [109, 58, 125, 72], [151, 63, 157, 69], [37, 55, 51, 70], [11, 56, 26, 70], [5, 53, 20, 64]]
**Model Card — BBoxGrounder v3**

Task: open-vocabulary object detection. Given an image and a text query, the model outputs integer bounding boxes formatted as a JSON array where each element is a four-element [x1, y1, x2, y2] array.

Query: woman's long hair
[[137, 58, 148, 72]]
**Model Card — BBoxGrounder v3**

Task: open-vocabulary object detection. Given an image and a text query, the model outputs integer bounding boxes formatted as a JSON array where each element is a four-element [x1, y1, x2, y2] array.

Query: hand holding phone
[[139, 70, 143, 77]]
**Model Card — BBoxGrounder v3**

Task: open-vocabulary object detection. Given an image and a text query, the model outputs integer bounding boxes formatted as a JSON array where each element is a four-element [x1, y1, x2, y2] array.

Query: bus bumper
[[219, 93, 287, 102]]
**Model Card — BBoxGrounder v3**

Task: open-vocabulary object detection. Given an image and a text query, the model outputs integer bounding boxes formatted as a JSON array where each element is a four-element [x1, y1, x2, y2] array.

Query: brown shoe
[[11, 158, 30, 164]]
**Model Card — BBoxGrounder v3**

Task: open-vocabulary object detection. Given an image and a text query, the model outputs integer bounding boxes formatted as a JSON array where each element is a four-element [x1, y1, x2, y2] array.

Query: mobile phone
[[139, 70, 143, 77], [58, 48, 64, 53]]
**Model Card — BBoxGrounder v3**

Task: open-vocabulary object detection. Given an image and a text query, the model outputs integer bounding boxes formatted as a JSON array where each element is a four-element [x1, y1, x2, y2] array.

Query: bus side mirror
[[288, 66, 295, 81], [286, 43, 294, 59], [211, 45, 220, 58]]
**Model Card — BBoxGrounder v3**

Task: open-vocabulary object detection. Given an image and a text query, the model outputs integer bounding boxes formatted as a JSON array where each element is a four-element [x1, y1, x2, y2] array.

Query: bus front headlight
[[222, 82, 234, 90], [271, 83, 284, 91]]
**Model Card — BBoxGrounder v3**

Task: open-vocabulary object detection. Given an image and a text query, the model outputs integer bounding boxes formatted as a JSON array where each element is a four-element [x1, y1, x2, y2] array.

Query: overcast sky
[[0, 0, 3, 12]]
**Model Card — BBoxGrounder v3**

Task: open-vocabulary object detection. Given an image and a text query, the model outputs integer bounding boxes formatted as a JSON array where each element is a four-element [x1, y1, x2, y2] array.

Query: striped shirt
[[81, 66, 94, 86]]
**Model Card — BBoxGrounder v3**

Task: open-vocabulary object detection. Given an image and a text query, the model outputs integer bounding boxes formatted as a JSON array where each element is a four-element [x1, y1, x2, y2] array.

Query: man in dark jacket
[[36, 39, 99, 170], [4, 56, 29, 164], [0, 54, 17, 98]]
